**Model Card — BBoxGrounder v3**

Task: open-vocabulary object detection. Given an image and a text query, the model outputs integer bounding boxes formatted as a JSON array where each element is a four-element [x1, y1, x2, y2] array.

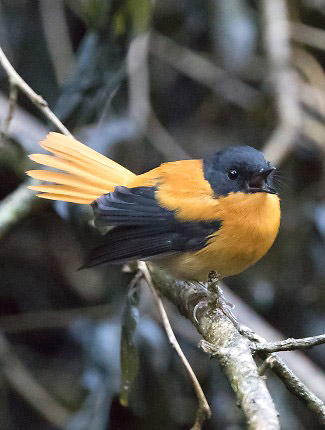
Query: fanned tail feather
[[27, 133, 135, 204]]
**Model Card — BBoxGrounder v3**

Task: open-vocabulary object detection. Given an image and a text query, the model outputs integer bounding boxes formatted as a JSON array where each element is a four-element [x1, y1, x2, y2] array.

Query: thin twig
[[242, 329, 325, 422], [0, 82, 17, 144], [139, 262, 211, 430], [0, 45, 72, 137], [0, 332, 70, 428], [263, 354, 325, 423], [261, 0, 301, 165], [223, 286, 325, 402], [252, 334, 325, 353], [0, 47, 73, 241]]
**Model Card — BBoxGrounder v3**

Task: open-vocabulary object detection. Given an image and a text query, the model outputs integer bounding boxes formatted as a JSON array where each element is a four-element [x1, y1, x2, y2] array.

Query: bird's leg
[[207, 271, 239, 329]]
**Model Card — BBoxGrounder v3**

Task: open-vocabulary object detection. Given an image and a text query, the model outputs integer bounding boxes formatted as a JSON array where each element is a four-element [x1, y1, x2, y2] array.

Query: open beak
[[248, 167, 277, 194]]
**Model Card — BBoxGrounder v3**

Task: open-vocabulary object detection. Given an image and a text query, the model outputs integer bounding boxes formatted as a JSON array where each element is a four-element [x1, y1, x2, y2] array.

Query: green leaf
[[119, 284, 140, 407]]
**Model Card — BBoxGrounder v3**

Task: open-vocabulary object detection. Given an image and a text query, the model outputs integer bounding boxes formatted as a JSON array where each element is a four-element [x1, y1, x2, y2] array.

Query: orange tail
[[26, 133, 136, 204]]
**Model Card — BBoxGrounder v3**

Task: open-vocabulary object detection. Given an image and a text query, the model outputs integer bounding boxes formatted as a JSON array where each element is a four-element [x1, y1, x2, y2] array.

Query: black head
[[203, 146, 277, 197]]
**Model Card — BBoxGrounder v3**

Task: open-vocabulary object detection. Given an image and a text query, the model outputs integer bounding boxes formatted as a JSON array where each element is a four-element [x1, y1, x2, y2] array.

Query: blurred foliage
[[0, 0, 324, 429]]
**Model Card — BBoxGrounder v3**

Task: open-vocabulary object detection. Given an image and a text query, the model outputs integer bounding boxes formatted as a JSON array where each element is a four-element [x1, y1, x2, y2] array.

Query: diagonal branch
[[149, 265, 280, 430], [262, 353, 325, 423]]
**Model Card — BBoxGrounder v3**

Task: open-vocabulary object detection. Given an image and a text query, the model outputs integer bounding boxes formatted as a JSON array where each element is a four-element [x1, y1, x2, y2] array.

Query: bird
[[26, 133, 281, 281]]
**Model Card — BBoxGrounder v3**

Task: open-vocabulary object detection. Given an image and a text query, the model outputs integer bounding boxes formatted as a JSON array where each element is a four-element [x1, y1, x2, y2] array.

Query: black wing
[[82, 186, 221, 268]]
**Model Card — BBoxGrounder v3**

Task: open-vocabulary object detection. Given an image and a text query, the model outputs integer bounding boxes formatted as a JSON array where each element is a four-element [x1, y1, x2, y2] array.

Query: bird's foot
[[207, 271, 239, 329]]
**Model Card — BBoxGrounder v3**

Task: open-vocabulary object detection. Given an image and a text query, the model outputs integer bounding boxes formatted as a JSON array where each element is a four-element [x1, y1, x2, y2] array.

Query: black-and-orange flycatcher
[[27, 133, 280, 281]]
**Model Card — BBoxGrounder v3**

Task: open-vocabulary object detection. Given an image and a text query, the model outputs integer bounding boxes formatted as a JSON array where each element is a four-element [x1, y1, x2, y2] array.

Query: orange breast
[[197, 192, 280, 277], [160, 192, 280, 280]]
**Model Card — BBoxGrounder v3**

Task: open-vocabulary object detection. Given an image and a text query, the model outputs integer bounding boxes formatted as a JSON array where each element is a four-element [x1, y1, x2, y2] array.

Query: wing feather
[[83, 186, 221, 268]]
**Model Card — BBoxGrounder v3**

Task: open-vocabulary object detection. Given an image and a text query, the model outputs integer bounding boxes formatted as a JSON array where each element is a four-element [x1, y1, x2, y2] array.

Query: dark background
[[0, 0, 324, 429]]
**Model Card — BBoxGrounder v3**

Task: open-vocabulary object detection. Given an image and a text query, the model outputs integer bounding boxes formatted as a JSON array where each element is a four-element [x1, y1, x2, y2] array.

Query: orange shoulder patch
[[153, 160, 222, 221]]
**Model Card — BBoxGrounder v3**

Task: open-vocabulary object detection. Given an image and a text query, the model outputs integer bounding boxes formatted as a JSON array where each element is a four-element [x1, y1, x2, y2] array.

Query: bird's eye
[[228, 169, 239, 180]]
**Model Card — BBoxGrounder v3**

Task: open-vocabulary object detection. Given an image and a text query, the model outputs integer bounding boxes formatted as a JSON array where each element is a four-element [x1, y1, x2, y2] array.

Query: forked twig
[[242, 328, 325, 422]]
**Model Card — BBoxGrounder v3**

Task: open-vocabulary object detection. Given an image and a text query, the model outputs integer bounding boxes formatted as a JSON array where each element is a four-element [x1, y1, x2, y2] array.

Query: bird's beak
[[248, 167, 277, 194]]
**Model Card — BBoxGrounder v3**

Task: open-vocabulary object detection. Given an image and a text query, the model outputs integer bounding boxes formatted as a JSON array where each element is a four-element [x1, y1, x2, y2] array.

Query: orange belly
[[158, 192, 281, 281]]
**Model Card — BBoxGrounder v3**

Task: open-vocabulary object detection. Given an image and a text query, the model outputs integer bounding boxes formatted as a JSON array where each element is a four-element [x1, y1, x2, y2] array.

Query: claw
[[193, 300, 209, 324], [206, 271, 239, 329], [191, 273, 239, 328]]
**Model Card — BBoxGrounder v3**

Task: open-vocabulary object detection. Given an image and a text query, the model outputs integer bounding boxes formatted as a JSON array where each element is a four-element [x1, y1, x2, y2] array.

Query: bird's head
[[203, 146, 277, 197]]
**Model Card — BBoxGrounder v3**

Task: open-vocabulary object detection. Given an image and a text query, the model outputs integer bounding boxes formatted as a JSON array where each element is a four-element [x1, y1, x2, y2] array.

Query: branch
[[0, 45, 73, 240], [0, 45, 72, 137], [259, 353, 325, 423], [168, 283, 325, 404], [242, 329, 325, 423], [148, 265, 280, 430], [220, 285, 325, 402], [252, 334, 325, 353], [139, 262, 211, 430]]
